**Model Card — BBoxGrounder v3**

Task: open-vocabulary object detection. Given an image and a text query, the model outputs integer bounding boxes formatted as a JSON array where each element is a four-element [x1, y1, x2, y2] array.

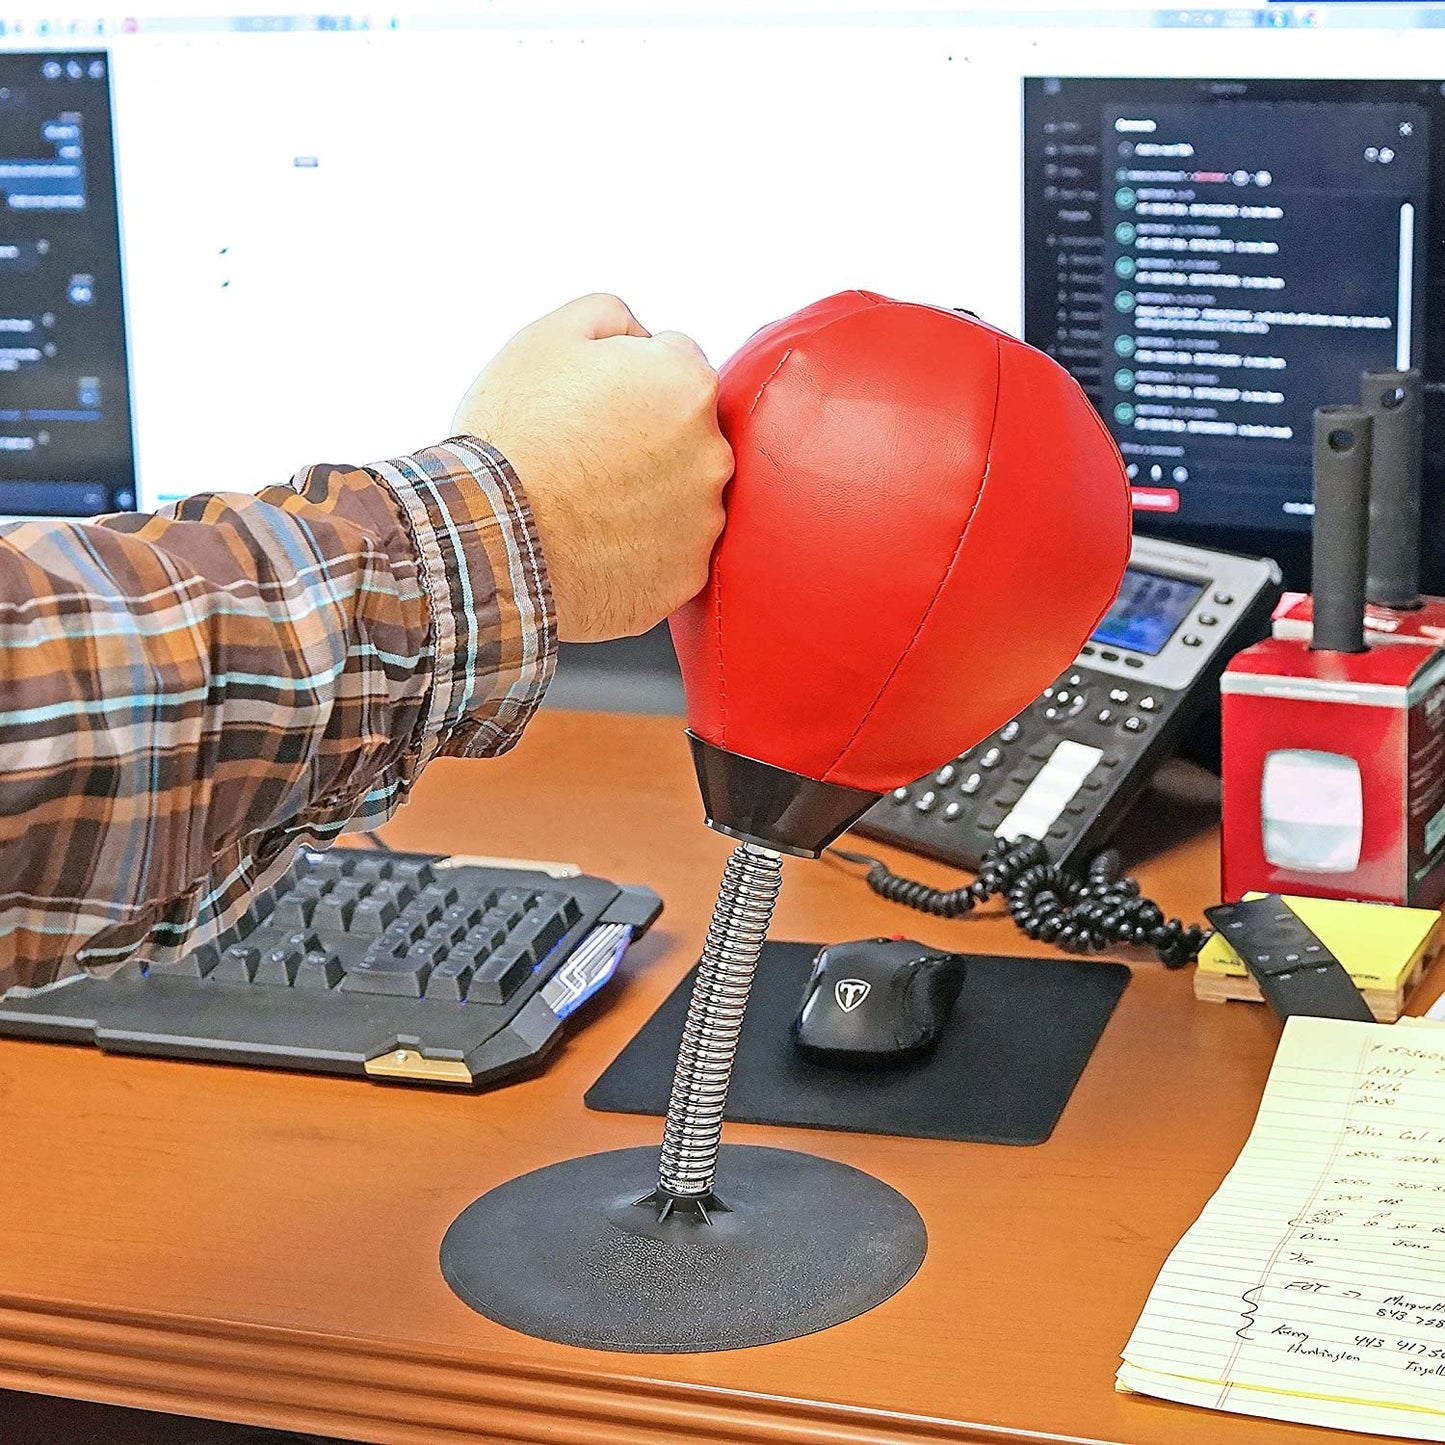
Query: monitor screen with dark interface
[[6, 7, 1445, 528], [1024, 75, 1439, 587], [0, 51, 134, 517], [1091, 566, 1206, 657]]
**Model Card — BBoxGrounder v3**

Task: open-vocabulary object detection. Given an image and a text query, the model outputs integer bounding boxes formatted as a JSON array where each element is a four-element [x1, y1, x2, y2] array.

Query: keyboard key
[[212, 944, 261, 983], [351, 895, 398, 933], [390, 858, 437, 889], [240, 893, 277, 930], [464, 921, 508, 956], [148, 941, 222, 979], [254, 945, 303, 987], [272, 895, 317, 931], [311, 894, 357, 932], [425, 953, 475, 1002], [516, 909, 570, 960], [294, 950, 344, 990], [339, 946, 432, 997], [468, 943, 534, 1004]]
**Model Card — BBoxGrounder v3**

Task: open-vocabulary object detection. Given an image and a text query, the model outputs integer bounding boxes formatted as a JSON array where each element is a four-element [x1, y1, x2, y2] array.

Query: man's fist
[[453, 294, 733, 643]]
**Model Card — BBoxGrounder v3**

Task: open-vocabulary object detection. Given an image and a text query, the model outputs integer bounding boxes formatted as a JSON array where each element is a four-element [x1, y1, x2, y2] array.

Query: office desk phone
[[858, 537, 1281, 870]]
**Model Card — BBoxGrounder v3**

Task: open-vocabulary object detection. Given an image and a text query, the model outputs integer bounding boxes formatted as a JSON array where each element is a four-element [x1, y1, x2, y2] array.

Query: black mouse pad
[[586, 943, 1130, 1146]]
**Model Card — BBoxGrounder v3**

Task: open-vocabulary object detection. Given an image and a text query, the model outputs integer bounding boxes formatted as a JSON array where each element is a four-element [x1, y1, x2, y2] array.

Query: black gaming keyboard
[[0, 847, 661, 1088]]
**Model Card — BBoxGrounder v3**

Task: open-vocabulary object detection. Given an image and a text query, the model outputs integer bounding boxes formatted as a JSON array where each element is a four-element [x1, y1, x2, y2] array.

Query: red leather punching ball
[[670, 290, 1132, 856]]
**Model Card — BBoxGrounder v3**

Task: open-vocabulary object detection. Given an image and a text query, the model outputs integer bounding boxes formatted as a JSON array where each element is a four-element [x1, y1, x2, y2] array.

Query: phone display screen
[[1090, 567, 1205, 657]]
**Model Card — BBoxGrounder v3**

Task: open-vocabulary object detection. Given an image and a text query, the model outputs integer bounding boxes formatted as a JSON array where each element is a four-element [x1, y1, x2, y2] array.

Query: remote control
[[1203, 896, 1374, 1023]]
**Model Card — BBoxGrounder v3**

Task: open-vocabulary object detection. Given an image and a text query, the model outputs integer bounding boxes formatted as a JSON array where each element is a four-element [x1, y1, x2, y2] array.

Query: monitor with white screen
[[0, 0, 1442, 588]]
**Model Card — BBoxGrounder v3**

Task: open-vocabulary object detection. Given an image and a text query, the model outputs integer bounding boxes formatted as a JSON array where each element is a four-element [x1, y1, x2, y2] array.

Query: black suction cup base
[[439, 1144, 926, 1353]]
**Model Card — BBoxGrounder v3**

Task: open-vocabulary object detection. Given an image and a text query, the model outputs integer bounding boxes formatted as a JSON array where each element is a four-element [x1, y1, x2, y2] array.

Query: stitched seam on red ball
[[822, 330, 1003, 785], [714, 346, 796, 745], [998, 332, 1133, 639], [714, 293, 882, 754]]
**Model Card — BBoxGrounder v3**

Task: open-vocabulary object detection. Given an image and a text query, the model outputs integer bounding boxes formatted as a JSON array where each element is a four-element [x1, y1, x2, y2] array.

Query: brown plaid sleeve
[[0, 438, 555, 991]]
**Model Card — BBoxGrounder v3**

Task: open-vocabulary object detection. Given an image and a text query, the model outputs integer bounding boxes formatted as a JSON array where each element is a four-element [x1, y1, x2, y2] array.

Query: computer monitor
[[2, 1, 1444, 553], [1023, 73, 1438, 589]]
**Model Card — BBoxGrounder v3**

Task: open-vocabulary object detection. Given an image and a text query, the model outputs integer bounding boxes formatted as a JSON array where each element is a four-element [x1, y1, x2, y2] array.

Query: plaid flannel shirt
[[0, 438, 555, 990]]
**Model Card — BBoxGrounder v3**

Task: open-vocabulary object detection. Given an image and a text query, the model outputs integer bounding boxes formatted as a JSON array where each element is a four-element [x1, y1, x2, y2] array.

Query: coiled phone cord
[[828, 837, 1210, 969]]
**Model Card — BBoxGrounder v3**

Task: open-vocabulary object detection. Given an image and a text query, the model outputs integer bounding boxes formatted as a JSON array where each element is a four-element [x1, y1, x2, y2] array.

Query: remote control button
[[959, 772, 983, 795], [1123, 716, 1147, 734], [1080, 643, 1095, 655], [1082, 777, 1105, 792], [1099, 755, 1122, 768], [890, 787, 909, 803], [1139, 695, 1158, 711], [1182, 633, 1203, 647], [1096, 708, 1114, 725], [1068, 673, 1083, 686], [942, 801, 964, 822], [1099, 648, 1120, 662], [980, 747, 1002, 769], [1026, 741, 1054, 761], [1065, 801, 1086, 815], [1055, 689, 1071, 705], [1043, 706, 1059, 721], [1213, 590, 1234, 606], [934, 764, 957, 787], [1124, 656, 1144, 668], [999, 720, 1021, 743], [915, 790, 938, 813], [1108, 688, 1129, 704], [1198, 612, 1219, 627]]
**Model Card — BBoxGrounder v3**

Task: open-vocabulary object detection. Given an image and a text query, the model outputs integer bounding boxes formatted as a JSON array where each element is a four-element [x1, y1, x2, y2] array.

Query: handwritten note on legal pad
[[1119, 1016, 1445, 1439]]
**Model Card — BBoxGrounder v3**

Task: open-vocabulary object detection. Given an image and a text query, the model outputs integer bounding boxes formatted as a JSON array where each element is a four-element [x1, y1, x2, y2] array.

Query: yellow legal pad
[[1118, 1017, 1445, 1439], [1194, 893, 1441, 1021]]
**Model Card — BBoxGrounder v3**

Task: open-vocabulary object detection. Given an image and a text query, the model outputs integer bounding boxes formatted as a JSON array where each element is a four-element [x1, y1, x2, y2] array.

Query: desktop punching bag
[[440, 291, 1131, 1353]]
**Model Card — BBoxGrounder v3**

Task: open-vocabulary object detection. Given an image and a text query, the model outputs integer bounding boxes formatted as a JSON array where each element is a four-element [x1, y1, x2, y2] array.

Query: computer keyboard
[[0, 847, 661, 1088]]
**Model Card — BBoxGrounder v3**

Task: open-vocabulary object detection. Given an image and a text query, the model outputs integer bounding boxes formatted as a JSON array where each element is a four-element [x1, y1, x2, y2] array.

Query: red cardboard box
[[1221, 636, 1445, 907]]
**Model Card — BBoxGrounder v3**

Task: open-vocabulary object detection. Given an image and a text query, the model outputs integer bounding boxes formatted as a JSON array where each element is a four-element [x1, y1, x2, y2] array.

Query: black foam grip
[[1362, 369, 1424, 609], [1311, 405, 1373, 654]]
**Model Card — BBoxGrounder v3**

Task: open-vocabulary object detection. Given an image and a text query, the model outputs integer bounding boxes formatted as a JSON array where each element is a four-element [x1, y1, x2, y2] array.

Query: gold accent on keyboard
[[363, 1047, 473, 1085]]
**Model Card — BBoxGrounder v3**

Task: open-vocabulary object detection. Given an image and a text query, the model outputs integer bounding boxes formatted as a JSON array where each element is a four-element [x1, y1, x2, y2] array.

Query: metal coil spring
[[656, 841, 783, 1197]]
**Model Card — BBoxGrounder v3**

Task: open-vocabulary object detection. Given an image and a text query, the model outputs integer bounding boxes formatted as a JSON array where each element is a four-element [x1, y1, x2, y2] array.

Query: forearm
[[0, 438, 554, 990]]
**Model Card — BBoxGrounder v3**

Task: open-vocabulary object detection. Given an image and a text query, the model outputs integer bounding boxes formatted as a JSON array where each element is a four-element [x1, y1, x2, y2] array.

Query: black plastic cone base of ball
[[438, 1144, 927, 1353]]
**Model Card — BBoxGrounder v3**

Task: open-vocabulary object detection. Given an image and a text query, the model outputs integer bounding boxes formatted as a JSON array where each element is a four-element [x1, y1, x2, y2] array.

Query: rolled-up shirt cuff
[[366, 437, 557, 761]]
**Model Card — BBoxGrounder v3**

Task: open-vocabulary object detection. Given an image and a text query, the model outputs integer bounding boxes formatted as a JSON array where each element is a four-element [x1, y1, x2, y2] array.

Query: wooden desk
[[0, 711, 1437, 1445]]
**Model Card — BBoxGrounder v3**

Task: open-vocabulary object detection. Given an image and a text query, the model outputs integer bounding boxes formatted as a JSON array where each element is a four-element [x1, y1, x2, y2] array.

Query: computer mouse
[[791, 938, 967, 1068]]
